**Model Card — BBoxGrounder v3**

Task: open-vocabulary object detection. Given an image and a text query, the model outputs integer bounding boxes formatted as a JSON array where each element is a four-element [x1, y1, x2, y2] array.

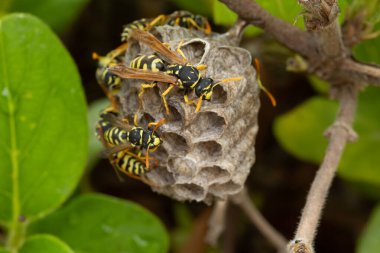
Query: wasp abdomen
[[130, 55, 166, 72], [115, 152, 148, 176]]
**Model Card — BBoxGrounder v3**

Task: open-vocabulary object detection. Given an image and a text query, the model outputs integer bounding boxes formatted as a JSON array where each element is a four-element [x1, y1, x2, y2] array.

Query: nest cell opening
[[197, 166, 230, 185], [162, 132, 189, 156], [192, 141, 222, 160], [175, 183, 205, 200], [188, 111, 226, 140]]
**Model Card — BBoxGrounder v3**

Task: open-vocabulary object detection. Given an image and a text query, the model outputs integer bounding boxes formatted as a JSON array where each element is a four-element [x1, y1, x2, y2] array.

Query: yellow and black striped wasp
[[96, 108, 153, 183], [96, 107, 165, 169], [121, 11, 211, 42], [164, 10, 211, 34], [110, 150, 150, 182], [92, 43, 129, 109], [109, 29, 242, 114]]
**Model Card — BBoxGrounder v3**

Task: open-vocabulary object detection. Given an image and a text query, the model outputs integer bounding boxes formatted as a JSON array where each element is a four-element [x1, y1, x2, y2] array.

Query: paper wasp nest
[[118, 26, 260, 204]]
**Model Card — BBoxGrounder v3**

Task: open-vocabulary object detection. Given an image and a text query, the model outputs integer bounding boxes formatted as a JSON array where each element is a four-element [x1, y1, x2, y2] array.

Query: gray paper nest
[[117, 26, 260, 204]]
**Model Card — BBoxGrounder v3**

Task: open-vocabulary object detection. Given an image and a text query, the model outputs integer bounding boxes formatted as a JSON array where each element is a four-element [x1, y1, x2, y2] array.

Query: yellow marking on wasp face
[[153, 137, 161, 146]]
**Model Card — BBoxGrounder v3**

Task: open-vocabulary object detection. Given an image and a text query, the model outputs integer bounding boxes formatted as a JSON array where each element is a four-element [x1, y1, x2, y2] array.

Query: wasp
[[109, 29, 242, 114], [96, 108, 165, 169], [164, 11, 211, 34], [92, 43, 129, 109], [121, 11, 211, 42], [110, 150, 149, 179]]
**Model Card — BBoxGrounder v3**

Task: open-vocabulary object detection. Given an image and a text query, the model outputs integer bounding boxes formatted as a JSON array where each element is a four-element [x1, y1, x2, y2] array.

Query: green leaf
[[274, 87, 380, 185], [9, 0, 90, 32], [0, 250, 11, 253], [213, 0, 303, 33], [357, 205, 380, 253], [308, 75, 329, 94], [339, 87, 380, 184], [353, 35, 380, 65], [0, 13, 87, 224], [212, 0, 238, 26], [28, 194, 169, 253], [274, 97, 338, 163], [86, 98, 110, 169], [19, 235, 74, 253]]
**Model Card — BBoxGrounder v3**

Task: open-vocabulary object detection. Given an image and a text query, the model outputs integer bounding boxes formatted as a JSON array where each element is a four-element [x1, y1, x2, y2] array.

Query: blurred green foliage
[[0, 0, 90, 32], [275, 87, 380, 185], [87, 98, 111, 169], [19, 235, 74, 253], [0, 13, 87, 223], [29, 194, 169, 253], [357, 205, 380, 253]]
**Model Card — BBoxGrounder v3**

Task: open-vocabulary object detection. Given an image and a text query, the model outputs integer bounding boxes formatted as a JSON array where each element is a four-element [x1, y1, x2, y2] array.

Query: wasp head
[[147, 131, 162, 151], [194, 78, 216, 100]]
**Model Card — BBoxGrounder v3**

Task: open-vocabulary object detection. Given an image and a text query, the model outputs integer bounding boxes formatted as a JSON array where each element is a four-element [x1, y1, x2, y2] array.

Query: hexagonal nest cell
[[117, 26, 260, 204]]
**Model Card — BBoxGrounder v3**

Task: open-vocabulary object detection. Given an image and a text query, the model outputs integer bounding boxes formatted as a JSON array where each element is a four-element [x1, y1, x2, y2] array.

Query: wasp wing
[[101, 143, 135, 158], [129, 29, 186, 65], [100, 112, 134, 132], [109, 65, 178, 84]]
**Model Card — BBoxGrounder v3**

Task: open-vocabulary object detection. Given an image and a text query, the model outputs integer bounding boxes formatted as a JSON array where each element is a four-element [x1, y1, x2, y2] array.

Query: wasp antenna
[[254, 58, 277, 107], [151, 118, 167, 132], [214, 76, 243, 86]]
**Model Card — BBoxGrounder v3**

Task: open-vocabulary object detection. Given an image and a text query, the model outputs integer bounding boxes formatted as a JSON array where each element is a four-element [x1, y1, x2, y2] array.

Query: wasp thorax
[[120, 25, 260, 204], [166, 64, 200, 89]]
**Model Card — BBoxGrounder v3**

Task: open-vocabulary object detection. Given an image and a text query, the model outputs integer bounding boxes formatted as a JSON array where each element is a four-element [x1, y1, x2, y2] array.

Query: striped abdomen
[[130, 55, 165, 72], [121, 19, 150, 42], [104, 127, 128, 146], [114, 151, 148, 176]]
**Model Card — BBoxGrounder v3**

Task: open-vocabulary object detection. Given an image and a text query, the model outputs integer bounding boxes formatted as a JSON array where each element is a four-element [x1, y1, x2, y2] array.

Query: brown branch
[[231, 189, 288, 253], [300, 0, 345, 58], [219, 0, 380, 87], [288, 84, 359, 253], [205, 200, 228, 245], [219, 0, 315, 58], [342, 59, 380, 86]]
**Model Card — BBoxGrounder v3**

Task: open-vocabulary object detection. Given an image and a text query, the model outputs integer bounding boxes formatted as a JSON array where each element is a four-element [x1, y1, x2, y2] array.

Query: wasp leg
[[147, 118, 166, 131], [196, 64, 207, 71], [195, 96, 204, 113], [128, 149, 157, 168], [109, 43, 129, 59], [187, 18, 202, 30], [161, 84, 175, 114], [176, 40, 187, 61], [183, 94, 197, 107], [149, 14, 167, 28], [134, 82, 157, 126]]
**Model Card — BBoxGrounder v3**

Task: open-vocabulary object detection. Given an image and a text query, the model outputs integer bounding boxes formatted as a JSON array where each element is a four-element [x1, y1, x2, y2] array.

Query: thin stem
[[205, 199, 228, 245], [290, 84, 359, 251], [342, 59, 380, 86], [231, 189, 288, 252]]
